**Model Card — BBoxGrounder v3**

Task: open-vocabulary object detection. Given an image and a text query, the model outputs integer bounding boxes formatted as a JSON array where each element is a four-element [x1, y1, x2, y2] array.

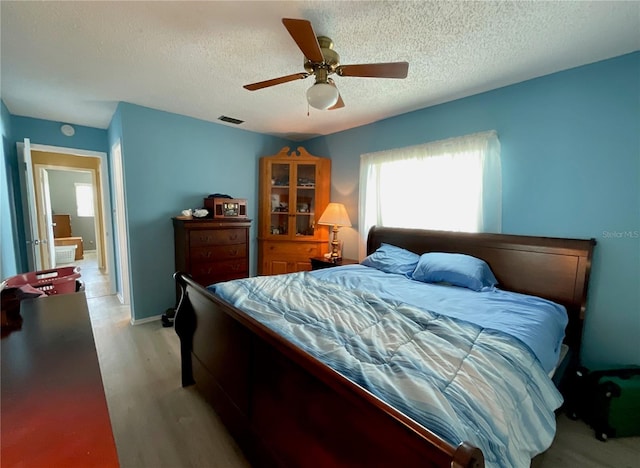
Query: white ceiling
[[2, 1, 638, 141]]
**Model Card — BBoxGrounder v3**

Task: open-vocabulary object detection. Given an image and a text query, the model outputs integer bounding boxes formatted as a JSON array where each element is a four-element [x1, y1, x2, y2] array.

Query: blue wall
[[11, 116, 110, 154], [107, 105, 126, 301], [304, 52, 640, 369], [1, 100, 19, 278], [116, 103, 290, 321]]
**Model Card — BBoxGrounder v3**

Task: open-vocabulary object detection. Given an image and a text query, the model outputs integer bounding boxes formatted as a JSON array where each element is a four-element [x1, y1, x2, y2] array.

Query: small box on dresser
[[173, 217, 251, 301]]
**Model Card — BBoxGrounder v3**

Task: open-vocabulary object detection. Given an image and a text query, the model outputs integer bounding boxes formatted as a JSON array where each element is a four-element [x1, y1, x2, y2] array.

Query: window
[[359, 131, 501, 251], [75, 183, 95, 217]]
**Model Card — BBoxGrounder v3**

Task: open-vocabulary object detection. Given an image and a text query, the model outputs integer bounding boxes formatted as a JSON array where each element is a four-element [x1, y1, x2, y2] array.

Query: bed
[[174, 227, 595, 467]]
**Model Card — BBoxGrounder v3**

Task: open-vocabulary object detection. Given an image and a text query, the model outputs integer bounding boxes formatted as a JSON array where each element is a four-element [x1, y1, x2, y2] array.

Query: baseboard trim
[[130, 314, 161, 326]]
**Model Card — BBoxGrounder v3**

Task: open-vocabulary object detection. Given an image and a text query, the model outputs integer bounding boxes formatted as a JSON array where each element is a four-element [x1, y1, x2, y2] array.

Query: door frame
[[110, 140, 130, 305], [17, 142, 116, 296], [34, 165, 99, 267]]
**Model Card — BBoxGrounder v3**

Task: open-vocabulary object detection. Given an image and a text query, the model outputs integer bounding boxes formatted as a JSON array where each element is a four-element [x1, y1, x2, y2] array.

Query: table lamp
[[318, 203, 352, 261]]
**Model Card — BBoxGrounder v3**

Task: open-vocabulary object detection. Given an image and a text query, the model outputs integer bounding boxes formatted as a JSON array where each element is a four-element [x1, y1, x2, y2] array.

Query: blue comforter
[[211, 272, 563, 468], [311, 264, 568, 374]]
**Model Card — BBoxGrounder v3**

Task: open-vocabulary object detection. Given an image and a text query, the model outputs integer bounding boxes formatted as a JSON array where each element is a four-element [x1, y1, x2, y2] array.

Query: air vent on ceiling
[[218, 115, 244, 125]]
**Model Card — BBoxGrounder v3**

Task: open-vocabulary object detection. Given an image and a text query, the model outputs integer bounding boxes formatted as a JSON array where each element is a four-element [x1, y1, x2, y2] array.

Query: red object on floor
[[1, 292, 119, 467]]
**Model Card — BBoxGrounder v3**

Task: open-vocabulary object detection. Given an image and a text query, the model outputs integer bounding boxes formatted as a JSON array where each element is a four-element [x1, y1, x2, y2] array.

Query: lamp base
[[329, 225, 342, 261]]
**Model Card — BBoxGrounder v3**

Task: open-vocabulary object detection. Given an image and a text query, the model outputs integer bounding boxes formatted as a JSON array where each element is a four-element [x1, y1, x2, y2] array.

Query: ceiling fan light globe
[[306, 82, 339, 110]]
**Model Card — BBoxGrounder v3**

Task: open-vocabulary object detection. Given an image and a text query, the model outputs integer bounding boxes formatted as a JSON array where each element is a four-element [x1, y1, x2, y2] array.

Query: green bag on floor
[[569, 367, 640, 441]]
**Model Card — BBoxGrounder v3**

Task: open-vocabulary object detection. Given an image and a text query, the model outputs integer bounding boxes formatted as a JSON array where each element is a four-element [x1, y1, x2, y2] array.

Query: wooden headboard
[[367, 227, 596, 351]]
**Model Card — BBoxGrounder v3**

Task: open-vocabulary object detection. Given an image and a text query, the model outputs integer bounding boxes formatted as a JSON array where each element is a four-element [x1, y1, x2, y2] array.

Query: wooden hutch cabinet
[[258, 147, 330, 275], [173, 218, 251, 290]]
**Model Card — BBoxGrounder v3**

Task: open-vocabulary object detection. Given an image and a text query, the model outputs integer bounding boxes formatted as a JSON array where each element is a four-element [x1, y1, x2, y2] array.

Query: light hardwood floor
[[73, 251, 112, 299], [82, 262, 639, 467]]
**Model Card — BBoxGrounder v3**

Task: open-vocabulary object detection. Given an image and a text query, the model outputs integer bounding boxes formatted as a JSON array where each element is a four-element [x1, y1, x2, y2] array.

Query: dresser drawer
[[191, 244, 247, 264], [190, 229, 246, 247], [265, 242, 320, 258], [174, 218, 251, 301], [190, 259, 248, 279], [192, 270, 248, 288]]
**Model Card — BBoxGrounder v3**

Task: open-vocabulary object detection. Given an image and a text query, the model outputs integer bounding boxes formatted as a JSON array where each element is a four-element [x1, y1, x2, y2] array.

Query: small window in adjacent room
[[75, 183, 95, 217], [359, 131, 501, 253]]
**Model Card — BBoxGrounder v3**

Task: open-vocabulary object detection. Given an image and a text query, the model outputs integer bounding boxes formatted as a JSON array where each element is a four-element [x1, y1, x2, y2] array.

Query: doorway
[[17, 141, 118, 298], [42, 167, 110, 299]]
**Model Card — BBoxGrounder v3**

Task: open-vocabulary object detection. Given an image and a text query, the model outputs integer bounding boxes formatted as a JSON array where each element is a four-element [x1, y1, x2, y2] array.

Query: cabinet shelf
[[270, 212, 315, 215]]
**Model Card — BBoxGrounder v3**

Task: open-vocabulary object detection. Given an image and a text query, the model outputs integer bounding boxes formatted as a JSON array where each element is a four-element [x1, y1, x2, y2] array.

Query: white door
[[17, 138, 42, 270], [111, 141, 130, 305], [40, 168, 56, 269]]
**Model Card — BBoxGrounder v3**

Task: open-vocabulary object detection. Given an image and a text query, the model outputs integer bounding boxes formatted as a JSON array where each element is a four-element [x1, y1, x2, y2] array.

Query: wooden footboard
[[174, 272, 484, 468]]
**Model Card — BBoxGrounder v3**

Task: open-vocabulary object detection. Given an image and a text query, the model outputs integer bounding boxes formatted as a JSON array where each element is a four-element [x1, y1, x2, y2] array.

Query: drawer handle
[[229, 234, 238, 241], [231, 264, 240, 271], [200, 236, 212, 243], [228, 248, 239, 256]]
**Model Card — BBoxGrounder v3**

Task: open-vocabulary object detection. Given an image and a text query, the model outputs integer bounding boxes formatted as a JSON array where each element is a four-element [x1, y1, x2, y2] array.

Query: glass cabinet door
[[269, 163, 290, 237], [295, 164, 316, 237]]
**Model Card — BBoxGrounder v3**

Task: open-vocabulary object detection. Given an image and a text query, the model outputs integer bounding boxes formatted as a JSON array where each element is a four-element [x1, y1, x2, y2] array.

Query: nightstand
[[309, 256, 359, 271]]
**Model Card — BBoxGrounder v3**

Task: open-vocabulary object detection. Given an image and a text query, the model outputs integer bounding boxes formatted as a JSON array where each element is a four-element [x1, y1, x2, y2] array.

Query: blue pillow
[[411, 252, 498, 291], [361, 243, 419, 277]]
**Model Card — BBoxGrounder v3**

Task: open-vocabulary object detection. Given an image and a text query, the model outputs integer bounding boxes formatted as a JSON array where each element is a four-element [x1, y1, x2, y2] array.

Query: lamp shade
[[306, 82, 339, 110], [318, 203, 352, 227]]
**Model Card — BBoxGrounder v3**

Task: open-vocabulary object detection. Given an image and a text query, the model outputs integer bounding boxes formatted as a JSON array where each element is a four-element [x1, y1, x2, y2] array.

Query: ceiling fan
[[243, 18, 409, 110]]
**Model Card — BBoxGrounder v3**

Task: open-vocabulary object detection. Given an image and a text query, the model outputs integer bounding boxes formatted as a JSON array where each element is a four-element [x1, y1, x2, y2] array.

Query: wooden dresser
[[173, 218, 251, 292], [53, 214, 72, 238], [1, 292, 119, 467]]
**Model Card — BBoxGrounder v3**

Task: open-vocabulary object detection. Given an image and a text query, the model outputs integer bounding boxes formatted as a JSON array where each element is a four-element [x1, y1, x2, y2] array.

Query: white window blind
[[75, 183, 95, 217], [359, 131, 501, 254]]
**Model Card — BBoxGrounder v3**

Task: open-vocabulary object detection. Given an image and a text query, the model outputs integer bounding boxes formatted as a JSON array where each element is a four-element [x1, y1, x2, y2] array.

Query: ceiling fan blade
[[337, 62, 409, 79], [244, 72, 310, 91], [282, 18, 324, 63], [328, 93, 345, 110]]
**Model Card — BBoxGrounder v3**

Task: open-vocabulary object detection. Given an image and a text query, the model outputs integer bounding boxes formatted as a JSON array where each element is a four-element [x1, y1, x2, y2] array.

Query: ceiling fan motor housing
[[304, 36, 340, 78]]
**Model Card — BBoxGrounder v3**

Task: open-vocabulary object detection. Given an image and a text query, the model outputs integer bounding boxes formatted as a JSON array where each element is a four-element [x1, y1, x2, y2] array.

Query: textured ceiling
[[1, 1, 639, 141]]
